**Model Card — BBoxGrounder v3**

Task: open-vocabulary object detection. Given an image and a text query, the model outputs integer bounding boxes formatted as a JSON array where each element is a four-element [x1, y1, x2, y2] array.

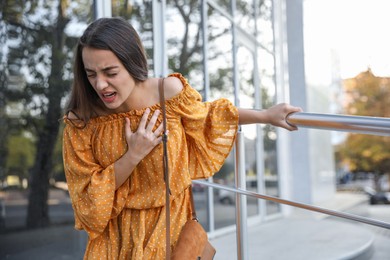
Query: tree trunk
[[26, 2, 69, 228], [0, 20, 8, 183], [26, 126, 58, 227]]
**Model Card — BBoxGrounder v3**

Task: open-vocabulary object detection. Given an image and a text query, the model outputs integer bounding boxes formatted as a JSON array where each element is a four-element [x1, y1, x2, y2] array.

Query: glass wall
[[0, 1, 94, 258], [0, 0, 280, 258], [163, 0, 280, 231], [112, 0, 154, 75]]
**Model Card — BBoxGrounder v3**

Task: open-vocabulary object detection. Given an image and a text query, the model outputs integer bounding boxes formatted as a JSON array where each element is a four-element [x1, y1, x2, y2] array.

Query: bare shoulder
[[66, 110, 79, 120], [163, 76, 184, 99]]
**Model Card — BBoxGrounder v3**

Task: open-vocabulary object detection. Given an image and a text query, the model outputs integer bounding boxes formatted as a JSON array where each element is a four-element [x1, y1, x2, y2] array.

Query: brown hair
[[65, 17, 148, 124]]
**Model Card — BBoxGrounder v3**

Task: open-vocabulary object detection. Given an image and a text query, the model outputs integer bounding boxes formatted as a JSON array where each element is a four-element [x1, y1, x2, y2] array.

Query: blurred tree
[[111, 0, 154, 70], [6, 133, 36, 180], [3, 0, 91, 228], [336, 69, 390, 190]]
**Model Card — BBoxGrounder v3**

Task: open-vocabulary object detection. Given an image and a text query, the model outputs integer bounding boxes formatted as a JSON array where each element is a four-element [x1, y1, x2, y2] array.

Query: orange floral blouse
[[62, 73, 238, 259]]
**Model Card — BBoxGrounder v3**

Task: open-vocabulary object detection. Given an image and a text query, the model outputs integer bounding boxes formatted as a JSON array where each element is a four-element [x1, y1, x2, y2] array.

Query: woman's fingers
[[267, 103, 302, 131], [154, 121, 164, 138], [138, 108, 151, 131], [124, 117, 132, 137], [146, 110, 161, 133]]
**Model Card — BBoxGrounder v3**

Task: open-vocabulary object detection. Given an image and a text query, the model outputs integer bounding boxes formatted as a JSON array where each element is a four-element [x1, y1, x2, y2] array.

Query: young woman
[[63, 17, 301, 259]]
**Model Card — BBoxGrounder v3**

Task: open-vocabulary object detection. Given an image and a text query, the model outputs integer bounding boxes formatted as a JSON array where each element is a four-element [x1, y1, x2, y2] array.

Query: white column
[[94, 0, 112, 19], [285, 0, 312, 204], [273, 0, 293, 216], [273, 0, 312, 213], [152, 0, 167, 77]]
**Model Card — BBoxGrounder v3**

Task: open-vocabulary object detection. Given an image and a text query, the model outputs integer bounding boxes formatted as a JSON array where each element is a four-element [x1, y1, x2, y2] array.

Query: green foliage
[[6, 132, 35, 179], [2, 0, 93, 228], [337, 69, 390, 175], [51, 126, 65, 182]]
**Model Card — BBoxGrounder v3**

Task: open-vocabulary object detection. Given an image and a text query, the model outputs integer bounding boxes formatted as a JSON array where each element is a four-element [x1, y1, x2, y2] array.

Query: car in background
[[218, 178, 258, 205], [363, 187, 390, 205]]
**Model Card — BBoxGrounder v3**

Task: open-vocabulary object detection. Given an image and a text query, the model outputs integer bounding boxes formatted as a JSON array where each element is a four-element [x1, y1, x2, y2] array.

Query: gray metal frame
[[196, 112, 390, 259], [287, 112, 390, 136], [193, 179, 390, 230]]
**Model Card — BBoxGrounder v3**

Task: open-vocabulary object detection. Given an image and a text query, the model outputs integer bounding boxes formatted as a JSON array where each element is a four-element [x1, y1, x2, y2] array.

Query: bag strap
[[159, 78, 171, 260], [189, 186, 198, 221], [159, 78, 199, 259]]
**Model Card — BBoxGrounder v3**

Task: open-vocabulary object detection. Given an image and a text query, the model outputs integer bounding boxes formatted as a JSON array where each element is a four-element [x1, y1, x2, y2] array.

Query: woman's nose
[[95, 75, 108, 90]]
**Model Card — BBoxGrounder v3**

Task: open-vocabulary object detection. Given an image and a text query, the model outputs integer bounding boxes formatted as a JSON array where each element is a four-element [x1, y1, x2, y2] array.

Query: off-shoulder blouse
[[62, 73, 238, 259]]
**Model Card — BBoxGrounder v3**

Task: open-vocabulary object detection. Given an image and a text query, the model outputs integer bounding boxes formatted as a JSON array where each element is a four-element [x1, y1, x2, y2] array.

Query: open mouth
[[101, 92, 117, 102]]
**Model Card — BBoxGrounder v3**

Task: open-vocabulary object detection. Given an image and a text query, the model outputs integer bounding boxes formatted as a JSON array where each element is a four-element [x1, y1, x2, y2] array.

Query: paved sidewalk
[[211, 193, 390, 260], [1, 191, 389, 260]]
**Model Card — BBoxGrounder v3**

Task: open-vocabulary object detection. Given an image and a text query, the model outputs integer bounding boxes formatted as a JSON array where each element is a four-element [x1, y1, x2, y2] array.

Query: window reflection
[[1, 1, 93, 258], [236, 46, 259, 217], [112, 0, 154, 75], [236, 0, 256, 35], [208, 6, 234, 100], [212, 0, 232, 15], [165, 0, 203, 89]]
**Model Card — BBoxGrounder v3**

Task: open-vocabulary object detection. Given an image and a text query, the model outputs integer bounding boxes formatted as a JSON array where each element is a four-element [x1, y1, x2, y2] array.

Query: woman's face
[[82, 47, 136, 113]]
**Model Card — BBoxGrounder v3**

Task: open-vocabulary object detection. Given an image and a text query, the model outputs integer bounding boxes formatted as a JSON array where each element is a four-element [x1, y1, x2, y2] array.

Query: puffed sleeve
[[168, 74, 239, 179], [62, 123, 129, 239]]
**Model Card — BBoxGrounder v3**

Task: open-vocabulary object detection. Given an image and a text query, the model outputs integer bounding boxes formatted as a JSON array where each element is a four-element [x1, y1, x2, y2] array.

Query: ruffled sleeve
[[62, 122, 129, 239], [167, 73, 239, 179]]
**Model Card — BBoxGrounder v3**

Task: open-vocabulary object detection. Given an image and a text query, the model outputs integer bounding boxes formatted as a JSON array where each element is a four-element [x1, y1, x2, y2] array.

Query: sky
[[304, 0, 390, 85]]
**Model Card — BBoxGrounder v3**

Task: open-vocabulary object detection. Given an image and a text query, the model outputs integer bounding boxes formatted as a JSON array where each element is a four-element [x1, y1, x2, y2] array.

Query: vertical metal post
[[272, 0, 294, 216], [252, 0, 266, 218], [231, 0, 240, 107], [201, 0, 215, 233], [201, 0, 210, 101], [231, 0, 248, 258], [152, 0, 167, 77], [234, 129, 248, 260], [93, 0, 112, 19]]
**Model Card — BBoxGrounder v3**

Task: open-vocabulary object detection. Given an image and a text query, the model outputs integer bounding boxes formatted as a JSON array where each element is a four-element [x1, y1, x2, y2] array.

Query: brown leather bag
[[171, 189, 217, 260], [159, 78, 216, 260]]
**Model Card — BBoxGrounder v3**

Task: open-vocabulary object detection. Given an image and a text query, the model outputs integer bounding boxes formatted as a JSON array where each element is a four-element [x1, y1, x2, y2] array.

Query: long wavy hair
[[65, 17, 148, 124]]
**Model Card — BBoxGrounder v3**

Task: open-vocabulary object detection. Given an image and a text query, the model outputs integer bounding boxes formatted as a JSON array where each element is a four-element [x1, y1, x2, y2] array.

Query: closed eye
[[107, 73, 117, 78]]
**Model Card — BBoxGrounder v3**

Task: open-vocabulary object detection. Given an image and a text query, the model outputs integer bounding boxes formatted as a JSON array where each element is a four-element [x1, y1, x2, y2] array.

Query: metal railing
[[286, 112, 390, 136], [195, 112, 390, 260], [192, 180, 390, 230]]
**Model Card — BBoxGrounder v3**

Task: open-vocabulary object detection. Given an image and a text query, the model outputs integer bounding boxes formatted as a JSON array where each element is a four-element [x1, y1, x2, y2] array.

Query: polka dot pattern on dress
[[62, 73, 239, 259]]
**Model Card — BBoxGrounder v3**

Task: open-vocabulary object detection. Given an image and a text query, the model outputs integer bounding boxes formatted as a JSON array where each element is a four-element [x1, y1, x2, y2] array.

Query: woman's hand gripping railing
[[286, 112, 390, 136], [192, 180, 390, 230]]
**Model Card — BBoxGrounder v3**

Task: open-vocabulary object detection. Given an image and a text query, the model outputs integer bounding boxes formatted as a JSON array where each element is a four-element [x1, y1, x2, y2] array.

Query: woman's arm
[[238, 103, 302, 131]]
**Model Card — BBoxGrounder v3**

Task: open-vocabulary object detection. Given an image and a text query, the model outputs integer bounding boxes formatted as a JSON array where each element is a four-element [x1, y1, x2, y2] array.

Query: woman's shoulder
[[163, 74, 185, 99], [63, 110, 90, 130], [65, 110, 80, 120]]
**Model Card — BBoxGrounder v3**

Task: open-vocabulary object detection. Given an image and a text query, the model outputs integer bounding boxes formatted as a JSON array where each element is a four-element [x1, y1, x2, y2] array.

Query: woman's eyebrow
[[102, 66, 119, 72], [84, 66, 119, 72]]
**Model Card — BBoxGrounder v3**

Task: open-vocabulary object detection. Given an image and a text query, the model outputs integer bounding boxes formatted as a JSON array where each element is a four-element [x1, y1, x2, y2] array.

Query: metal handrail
[[198, 112, 390, 259], [193, 180, 390, 230], [286, 112, 390, 136]]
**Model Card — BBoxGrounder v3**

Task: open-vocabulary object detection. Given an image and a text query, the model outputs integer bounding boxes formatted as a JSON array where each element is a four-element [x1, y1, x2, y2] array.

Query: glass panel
[[1, 1, 93, 258], [112, 0, 154, 75], [207, 6, 234, 100], [214, 151, 237, 229], [256, 0, 274, 50], [207, 5, 236, 229], [165, 0, 203, 90], [213, 0, 232, 15], [236, 46, 259, 217], [236, 0, 255, 35], [257, 47, 281, 215], [264, 125, 281, 215]]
